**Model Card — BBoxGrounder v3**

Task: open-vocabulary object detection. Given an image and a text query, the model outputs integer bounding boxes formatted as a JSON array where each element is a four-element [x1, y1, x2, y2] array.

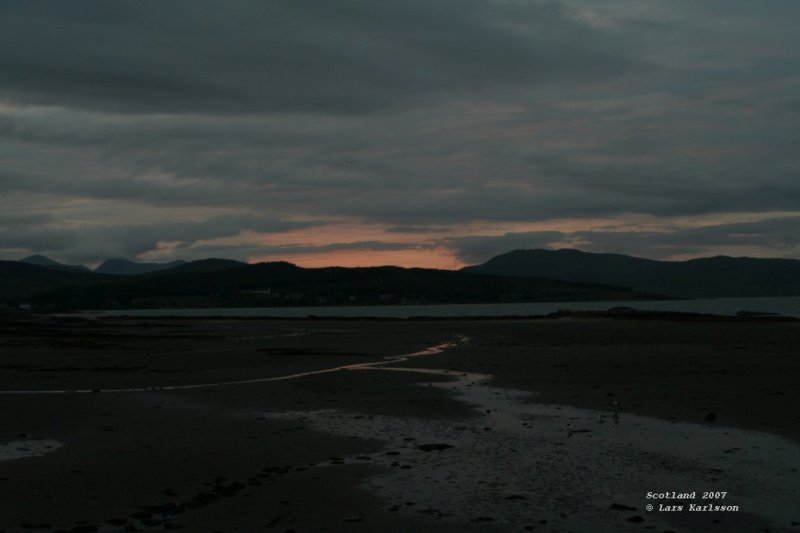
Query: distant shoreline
[[65, 295, 800, 319]]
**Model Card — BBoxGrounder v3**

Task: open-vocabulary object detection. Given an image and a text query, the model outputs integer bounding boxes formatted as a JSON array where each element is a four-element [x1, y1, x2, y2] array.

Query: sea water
[[82, 295, 800, 318]]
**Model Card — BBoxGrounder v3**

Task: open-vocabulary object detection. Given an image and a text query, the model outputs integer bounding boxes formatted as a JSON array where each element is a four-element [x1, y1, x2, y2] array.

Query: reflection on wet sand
[[265, 362, 800, 532]]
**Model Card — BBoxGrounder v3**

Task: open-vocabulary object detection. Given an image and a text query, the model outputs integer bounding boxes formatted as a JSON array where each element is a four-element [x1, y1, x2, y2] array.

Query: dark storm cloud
[[154, 240, 431, 263], [572, 217, 800, 257], [0, 0, 636, 114], [0, 215, 320, 263], [384, 225, 452, 234], [1, 1, 799, 263], [0, 212, 54, 227]]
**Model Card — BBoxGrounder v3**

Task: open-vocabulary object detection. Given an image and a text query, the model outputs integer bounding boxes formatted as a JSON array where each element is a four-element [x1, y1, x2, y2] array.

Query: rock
[[609, 503, 637, 511], [627, 515, 645, 523], [704, 413, 716, 422]]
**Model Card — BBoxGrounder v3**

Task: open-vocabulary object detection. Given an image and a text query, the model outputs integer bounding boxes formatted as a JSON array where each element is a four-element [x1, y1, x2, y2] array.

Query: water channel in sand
[[0, 336, 467, 395]]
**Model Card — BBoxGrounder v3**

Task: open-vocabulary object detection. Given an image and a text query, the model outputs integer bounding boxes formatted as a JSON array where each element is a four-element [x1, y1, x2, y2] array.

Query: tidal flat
[[0, 315, 798, 532]]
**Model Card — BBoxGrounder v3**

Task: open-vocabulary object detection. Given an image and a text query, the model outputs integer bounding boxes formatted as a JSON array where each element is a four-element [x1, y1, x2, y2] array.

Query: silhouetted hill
[[23, 261, 659, 310], [20, 254, 91, 273], [463, 249, 800, 297], [0, 261, 111, 300], [95, 258, 187, 275]]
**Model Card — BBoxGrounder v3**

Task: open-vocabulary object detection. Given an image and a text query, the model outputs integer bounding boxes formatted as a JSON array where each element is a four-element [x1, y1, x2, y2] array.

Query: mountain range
[[19, 255, 192, 276], [1, 255, 650, 310], [3, 249, 800, 311], [463, 249, 800, 297]]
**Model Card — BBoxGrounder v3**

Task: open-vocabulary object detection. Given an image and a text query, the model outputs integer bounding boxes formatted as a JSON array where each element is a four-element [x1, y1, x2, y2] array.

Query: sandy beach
[[1, 315, 799, 532]]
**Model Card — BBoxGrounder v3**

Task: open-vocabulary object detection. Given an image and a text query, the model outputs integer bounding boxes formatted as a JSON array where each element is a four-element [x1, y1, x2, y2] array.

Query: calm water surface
[[84, 296, 800, 318]]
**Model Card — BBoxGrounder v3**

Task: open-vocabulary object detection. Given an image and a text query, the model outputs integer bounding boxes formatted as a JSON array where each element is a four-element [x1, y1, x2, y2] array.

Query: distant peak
[[20, 254, 60, 265], [19, 254, 91, 272]]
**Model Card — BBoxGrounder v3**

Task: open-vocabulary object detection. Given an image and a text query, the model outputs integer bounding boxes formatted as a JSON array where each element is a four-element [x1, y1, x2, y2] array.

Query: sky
[[1, 0, 798, 268]]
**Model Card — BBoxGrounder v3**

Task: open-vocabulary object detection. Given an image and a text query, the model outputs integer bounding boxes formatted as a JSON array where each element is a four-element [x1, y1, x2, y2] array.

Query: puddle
[[0, 440, 62, 462]]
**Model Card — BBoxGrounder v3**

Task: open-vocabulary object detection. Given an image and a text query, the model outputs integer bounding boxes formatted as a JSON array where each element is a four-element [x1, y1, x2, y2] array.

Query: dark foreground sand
[[0, 315, 798, 532]]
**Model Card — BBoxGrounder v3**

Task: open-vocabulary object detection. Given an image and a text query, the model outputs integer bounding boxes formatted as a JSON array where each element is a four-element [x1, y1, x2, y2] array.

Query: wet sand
[[0, 315, 799, 532]]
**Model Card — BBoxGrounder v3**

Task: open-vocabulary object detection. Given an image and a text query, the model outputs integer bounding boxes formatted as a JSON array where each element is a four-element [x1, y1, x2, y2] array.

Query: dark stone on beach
[[343, 517, 364, 523], [106, 519, 127, 526], [627, 515, 645, 523], [472, 516, 495, 522], [705, 413, 717, 422], [609, 503, 637, 511], [505, 494, 526, 501], [417, 443, 454, 452], [386, 451, 400, 456]]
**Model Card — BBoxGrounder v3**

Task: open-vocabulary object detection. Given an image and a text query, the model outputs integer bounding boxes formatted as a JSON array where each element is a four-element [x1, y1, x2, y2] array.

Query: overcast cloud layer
[[1, 0, 798, 266]]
